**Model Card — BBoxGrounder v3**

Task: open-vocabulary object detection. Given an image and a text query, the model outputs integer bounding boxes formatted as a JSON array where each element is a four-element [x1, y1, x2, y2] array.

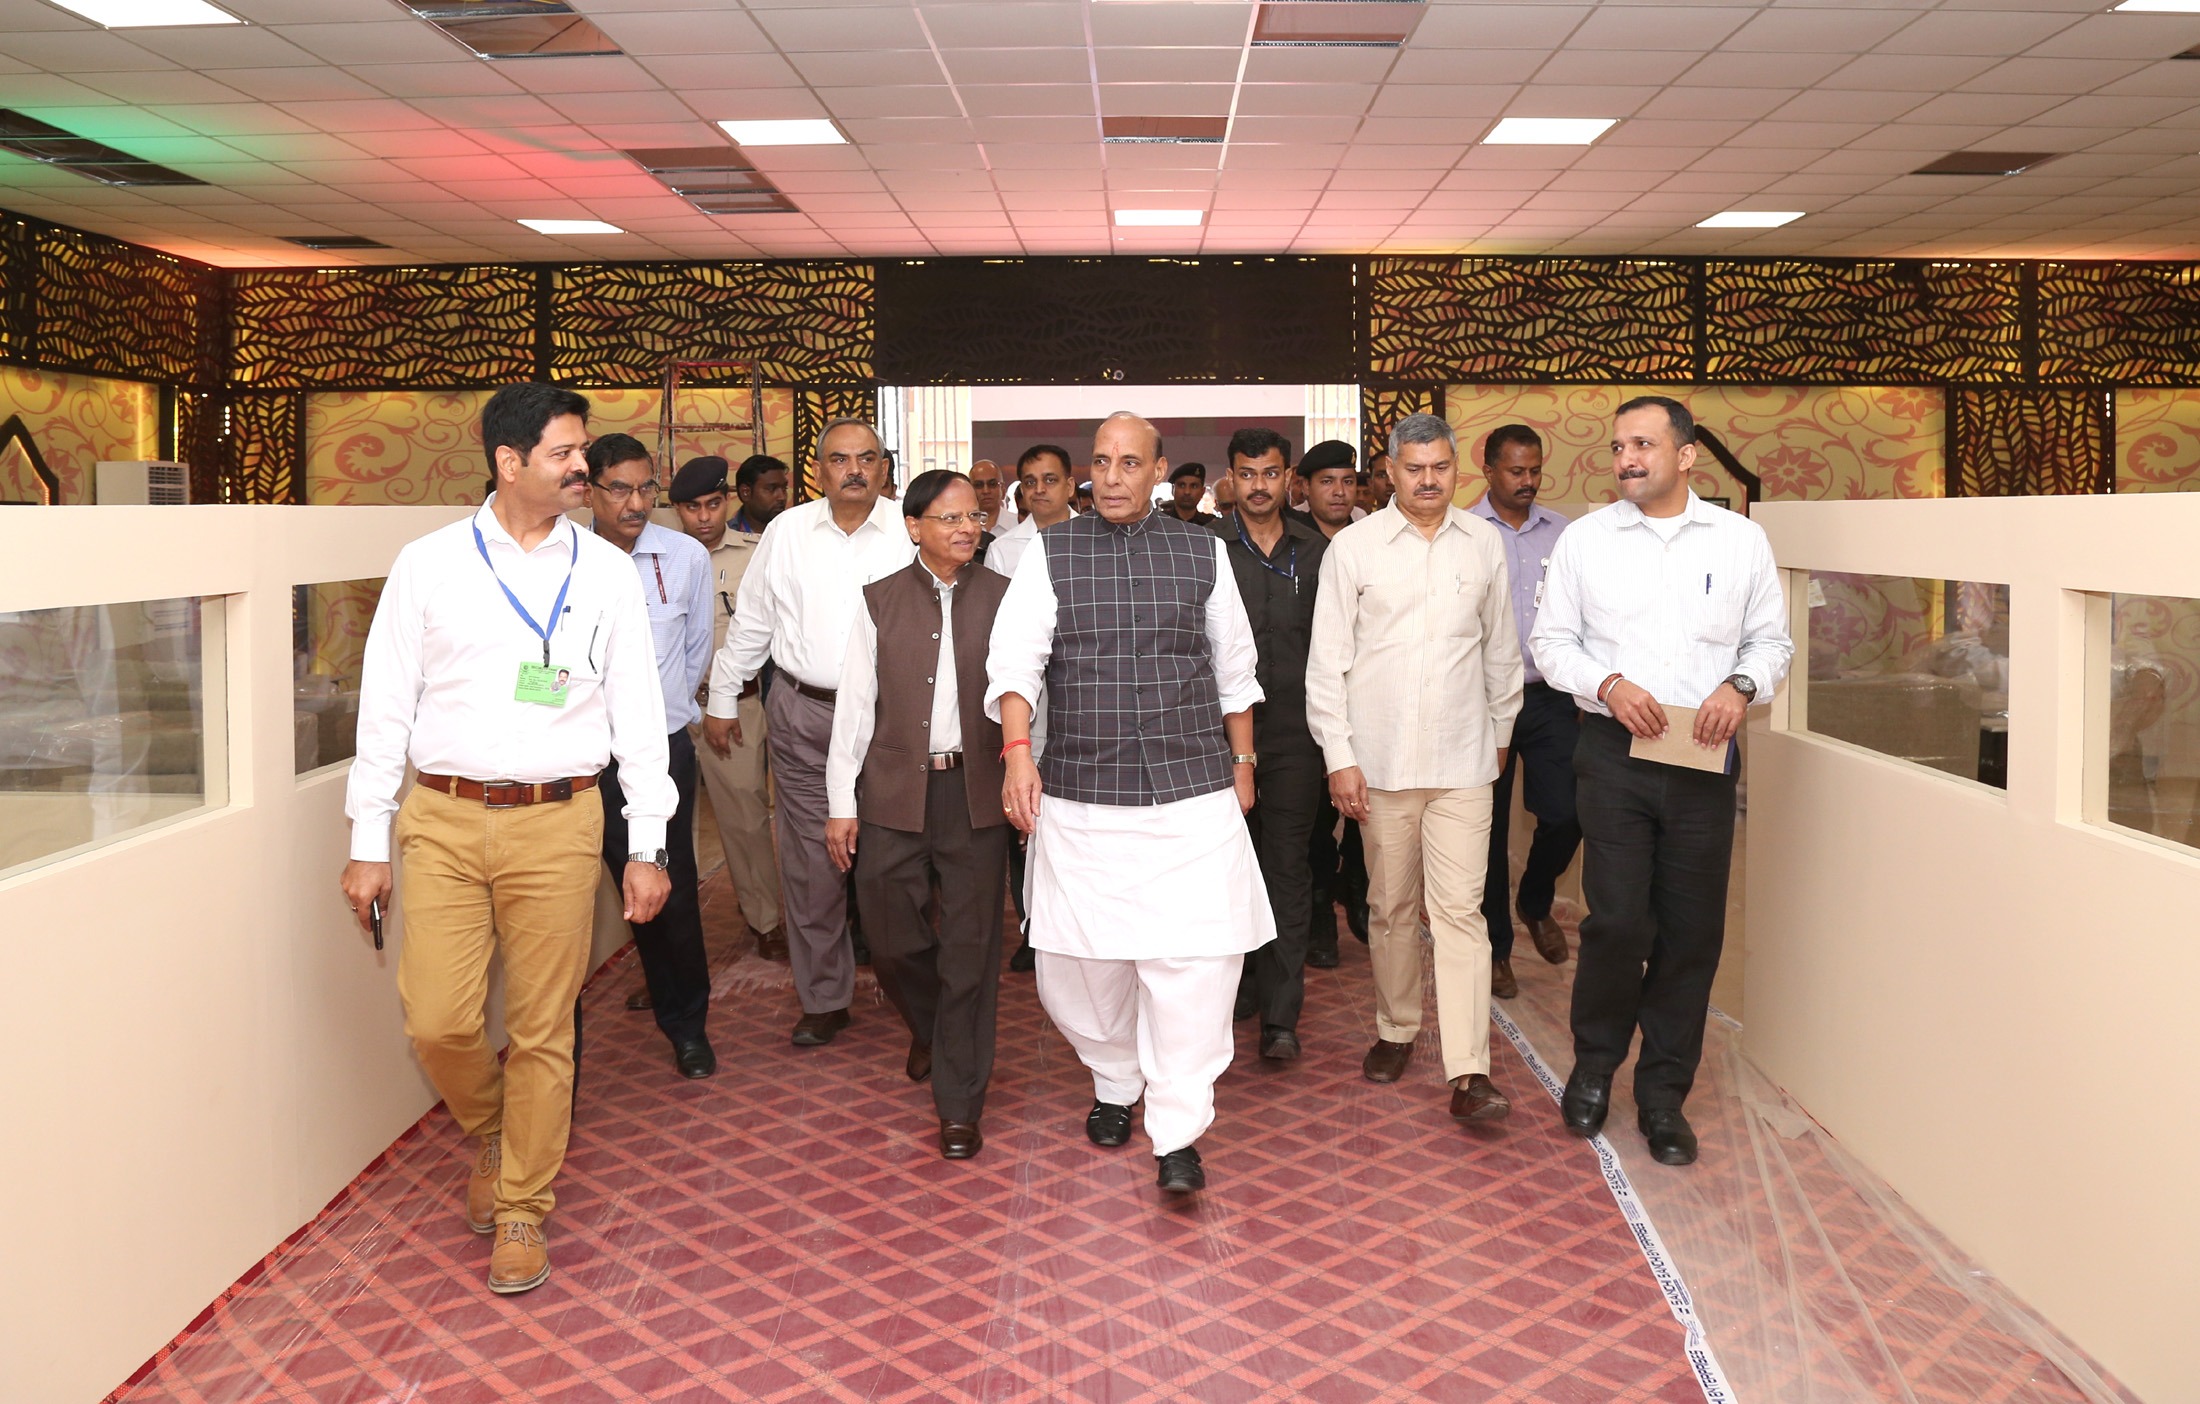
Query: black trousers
[[1307, 798, 1366, 958], [1483, 682, 1584, 961], [854, 769, 1012, 1123], [600, 727, 709, 1045], [1569, 713, 1736, 1110], [1239, 745, 1324, 1033]]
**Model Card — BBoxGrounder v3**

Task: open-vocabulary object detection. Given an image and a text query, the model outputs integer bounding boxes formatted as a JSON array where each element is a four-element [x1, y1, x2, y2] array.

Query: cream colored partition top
[[0, 505, 506, 1404], [1749, 494, 2200, 1404]]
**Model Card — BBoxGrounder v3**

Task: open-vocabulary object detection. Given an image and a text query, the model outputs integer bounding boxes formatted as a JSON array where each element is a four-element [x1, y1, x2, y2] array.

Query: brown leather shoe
[[1450, 1074, 1512, 1122], [939, 1120, 982, 1159], [487, 1220, 550, 1294], [906, 1039, 932, 1082], [791, 1008, 851, 1045], [624, 984, 652, 1011], [1361, 1038, 1414, 1083], [754, 926, 789, 963], [464, 1133, 500, 1234], [1524, 910, 1569, 964], [1490, 957, 1518, 1000]]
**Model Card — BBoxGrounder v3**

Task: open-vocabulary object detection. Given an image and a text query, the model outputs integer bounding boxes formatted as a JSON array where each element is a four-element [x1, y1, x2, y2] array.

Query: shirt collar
[[811, 494, 901, 538], [628, 520, 680, 556], [474, 498, 574, 556], [1102, 508, 1155, 538], [1468, 495, 1563, 535], [1609, 490, 1706, 532], [1378, 501, 1472, 543]]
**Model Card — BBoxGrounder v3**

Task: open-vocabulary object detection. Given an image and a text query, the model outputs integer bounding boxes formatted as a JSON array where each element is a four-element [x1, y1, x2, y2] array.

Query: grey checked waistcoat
[[1039, 510, 1233, 807]]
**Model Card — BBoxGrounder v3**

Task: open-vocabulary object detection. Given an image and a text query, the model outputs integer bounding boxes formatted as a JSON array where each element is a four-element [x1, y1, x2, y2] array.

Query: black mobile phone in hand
[[370, 898, 384, 950]]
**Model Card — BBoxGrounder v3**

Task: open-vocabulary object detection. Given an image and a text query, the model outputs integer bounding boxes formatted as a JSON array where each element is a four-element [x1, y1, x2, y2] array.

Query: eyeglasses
[[596, 481, 661, 501], [919, 511, 988, 527]]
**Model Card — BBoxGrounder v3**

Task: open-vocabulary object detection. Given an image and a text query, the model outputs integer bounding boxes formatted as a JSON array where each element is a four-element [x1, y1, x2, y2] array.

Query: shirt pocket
[[1691, 577, 1745, 648], [645, 600, 683, 666]]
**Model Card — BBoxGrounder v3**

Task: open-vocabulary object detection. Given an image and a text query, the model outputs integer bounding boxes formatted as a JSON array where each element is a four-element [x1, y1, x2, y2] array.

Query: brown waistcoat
[[856, 559, 1010, 834]]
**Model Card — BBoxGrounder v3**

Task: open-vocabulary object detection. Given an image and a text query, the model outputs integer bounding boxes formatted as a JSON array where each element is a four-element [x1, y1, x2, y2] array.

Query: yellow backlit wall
[[2115, 389, 2200, 493], [0, 367, 157, 505]]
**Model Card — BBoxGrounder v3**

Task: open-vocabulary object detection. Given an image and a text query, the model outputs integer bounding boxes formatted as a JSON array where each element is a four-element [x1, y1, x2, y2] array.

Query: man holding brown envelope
[[1530, 395, 1792, 1167]]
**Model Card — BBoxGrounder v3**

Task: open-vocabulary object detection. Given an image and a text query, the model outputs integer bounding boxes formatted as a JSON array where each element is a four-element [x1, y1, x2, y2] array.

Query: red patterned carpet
[[111, 875, 1703, 1404]]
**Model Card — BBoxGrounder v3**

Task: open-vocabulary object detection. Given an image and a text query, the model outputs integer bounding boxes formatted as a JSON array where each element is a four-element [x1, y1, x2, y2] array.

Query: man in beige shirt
[[1305, 412, 1524, 1124], [669, 456, 786, 964]]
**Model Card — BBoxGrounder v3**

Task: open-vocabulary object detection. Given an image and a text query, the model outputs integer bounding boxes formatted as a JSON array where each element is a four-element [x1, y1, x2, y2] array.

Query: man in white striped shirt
[[1531, 395, 1792, 1167]]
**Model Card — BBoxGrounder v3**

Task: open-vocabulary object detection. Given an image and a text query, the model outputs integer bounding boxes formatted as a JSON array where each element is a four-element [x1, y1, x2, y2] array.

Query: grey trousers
[[766, 682, 853, 1014], [854, 768, 1012, 1123]]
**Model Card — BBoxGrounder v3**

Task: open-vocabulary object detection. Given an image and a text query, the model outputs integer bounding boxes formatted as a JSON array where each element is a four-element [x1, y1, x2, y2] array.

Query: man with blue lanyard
[[1216, 427, 1329, 1062], [342, 384, 673, 1295], [586, 434, 718, 1079]]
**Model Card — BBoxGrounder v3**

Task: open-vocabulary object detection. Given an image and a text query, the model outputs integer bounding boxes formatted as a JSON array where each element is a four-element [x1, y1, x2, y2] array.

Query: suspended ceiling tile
[[1502, 85, 1661, 119], [1408, 4, 1588, 50], [1768, 88, 1933, 123], [1094, 46, 1242, 85], [1239, 47, 1398, 84], [1535, 50, 1700, 86], [1891, 90, 2067, 125], [788, 50, 937, 86], [958, 84, 1094, 118], [1678, 49, 1852, 89], [1231, 83, 1373, 118], [985, 142, 1104, 168], [637, 54, 806, 88], [1089, 3, 1253, 49], [2028, 13, 2200, 62], [1097, 82, 1234, 117], [968, 116, 1094, 143], [70, 69, 252, 105], [588, 8, 772, 52], [346, 62, 523, 99], [278, 98, 444, 133], [919, 3, 1088, 49], [270, 22, 470, 67], [755, 5, 931, 51], [820, 86, 964, 120], [1724, 8, 1918, 55], [938, 47, 1091, 85]]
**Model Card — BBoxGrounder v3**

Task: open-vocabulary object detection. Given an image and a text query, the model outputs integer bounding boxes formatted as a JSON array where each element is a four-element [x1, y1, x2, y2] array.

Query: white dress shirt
[[705, 494, 915, 710], [605, 520, 713, 733], [345, 499, 675, 862], [825, 562, 962, 820], [1531, 491, 1793, 715], [1466, 497, 1569, 685], [983, 513, 1040, 581], [1304, 503, 1523, 792]]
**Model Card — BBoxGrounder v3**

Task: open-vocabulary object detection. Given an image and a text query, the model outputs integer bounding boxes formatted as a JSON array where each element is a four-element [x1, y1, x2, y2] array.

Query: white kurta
[[984, 524, 1275, 961]]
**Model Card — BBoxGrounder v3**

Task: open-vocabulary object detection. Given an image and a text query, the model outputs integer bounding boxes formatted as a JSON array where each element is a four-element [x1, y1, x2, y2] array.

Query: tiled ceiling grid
[[1, 0, 2199, 267]]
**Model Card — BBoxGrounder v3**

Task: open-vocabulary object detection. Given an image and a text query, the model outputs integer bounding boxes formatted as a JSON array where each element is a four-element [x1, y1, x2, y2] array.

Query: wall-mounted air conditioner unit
[[96, 460, 189, 505]]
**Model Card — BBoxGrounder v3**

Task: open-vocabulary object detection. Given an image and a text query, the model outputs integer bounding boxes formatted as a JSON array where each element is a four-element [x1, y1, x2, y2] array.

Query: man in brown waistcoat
[[825, 470, 1014, 1160]]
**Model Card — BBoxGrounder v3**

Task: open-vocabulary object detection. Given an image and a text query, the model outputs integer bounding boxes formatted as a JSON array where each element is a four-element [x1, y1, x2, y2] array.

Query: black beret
[[668, 455, 730, 503], [1169, 461, 1207, 483], [1298, 440, 1356, 475]]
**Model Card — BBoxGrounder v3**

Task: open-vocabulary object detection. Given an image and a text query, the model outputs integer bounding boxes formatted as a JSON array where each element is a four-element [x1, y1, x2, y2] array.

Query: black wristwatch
[[1725, 674, 1758, 702], [629, 849, 669, 872]]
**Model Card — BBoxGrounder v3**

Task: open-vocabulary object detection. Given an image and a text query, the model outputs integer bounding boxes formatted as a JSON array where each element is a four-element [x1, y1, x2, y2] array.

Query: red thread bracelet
[[1000, 738, 1031, 759]]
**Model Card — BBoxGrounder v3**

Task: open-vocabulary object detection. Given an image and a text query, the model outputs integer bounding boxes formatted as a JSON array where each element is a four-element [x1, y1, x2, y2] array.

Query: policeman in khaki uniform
[[667, 456, 787, 965]]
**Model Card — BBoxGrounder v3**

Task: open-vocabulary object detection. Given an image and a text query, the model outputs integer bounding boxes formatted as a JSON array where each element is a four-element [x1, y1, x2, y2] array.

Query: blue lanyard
[[473, 519, 577, 667], [1237, 519, 1300, 593]]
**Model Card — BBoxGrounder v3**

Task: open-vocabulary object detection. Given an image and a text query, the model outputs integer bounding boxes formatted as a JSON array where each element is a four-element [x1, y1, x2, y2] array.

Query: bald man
[[987, 412, 1272, 1196], [967, 459, 1006, 566]]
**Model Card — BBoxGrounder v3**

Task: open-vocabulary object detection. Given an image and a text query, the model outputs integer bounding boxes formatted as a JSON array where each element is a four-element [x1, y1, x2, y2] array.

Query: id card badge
[[516, 661, 571, 707], [1533, 580, 1546, 609]]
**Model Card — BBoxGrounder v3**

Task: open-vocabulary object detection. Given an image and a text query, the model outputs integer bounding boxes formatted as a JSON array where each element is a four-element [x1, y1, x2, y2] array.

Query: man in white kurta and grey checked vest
[[988, 411, 1272, 1195]]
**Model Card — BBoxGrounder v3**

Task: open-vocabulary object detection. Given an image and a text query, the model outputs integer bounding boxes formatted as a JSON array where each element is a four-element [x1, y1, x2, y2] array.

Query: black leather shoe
[[939, 1120, 982, 1160], [672, 1037, 716, 1079], [1305, 944, 1340, 970], [1233, 985, 1256, 1021], [1008, 942, 1036, 972], [625, 985, 653, 1011], [906, 1039, 932, 1083], [1345, 897, 1370, 944], [1259, 1027, 1300, 1062], [1561, 1069, 1611, 1138], [852, 937, 871, 966], [1156, 1145, 1205, 1193], [1086, 1100, 1132, 1147], [791, 1008, 851, 1046], [1639, 1107, 1698, 1165]]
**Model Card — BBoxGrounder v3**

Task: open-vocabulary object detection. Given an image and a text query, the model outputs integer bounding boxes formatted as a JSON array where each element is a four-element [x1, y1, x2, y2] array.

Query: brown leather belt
[[417, 773, 598, 808], [793, 679, 836, 704], [927, 752, 963, 771]]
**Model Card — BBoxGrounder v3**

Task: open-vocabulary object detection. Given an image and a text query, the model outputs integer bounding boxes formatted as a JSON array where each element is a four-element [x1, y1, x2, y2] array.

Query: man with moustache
[[826, 471, 1012, 1160], [584, 436, 718, 1078], [668, 455, 785, 966], [705, 420, 914, 1045], [1367, 451, 1395, 510], [989, 412, 1270, 1194], [1533, 396, 1790, 1166], [341, 384, 672, 1293], [1307, 413, 1522, 1125], [1467, 425, 1578, 1000], [1217, 426, 1326, 1061], [1163, 462, 1216, 525], [967, 458, 1010, 560], [986, 443, 1079, 973], [1298, 440, 1360, 540]]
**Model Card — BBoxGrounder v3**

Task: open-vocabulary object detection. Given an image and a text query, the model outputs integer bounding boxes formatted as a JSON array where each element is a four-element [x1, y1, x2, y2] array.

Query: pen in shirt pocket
[[1705, 573, 1711, 594]]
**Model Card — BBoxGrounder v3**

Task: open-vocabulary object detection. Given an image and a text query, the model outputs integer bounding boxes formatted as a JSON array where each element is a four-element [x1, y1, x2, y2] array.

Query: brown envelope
[[1627, 706, 1732, 773]]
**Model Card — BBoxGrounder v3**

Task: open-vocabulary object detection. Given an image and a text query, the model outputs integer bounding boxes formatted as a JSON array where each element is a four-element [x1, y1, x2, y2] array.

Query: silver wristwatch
[[629, 849, 669, 872], [1725, 674, 1757, 701]]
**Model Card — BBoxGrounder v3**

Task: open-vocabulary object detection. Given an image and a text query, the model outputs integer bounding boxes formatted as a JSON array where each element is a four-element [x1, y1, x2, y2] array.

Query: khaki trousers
[[393, 782, 603, 1225], [1363, 785, 1495, 1082], [689, 687, 782, 934]]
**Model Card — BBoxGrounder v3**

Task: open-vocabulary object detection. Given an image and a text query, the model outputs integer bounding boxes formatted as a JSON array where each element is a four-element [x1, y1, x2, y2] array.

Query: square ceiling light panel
[[1103, 117, 1229, 144], [1483, 118, 1616, 145], [1252, 1, 1424, 47], [284, 235, 390, 250], [402, 2, 622, 60], [1697, 211, 1804, 228], [627, 147, 802, 215], [1913, 151, 2062, 175], [46, 0, 238, 25], [719, 120, 847, 147], [0, 109, 204, 186], [518, 218, 624, 234], [1115, 209, 1205, 226], [2112, 1, 2200, 11]]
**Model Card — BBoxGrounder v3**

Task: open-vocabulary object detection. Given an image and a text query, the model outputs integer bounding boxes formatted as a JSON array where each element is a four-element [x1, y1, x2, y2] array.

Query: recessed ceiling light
[[46, 0, 239, 25], [283, 235, 389, 250], [1913, 150, 2062, 176], [1483, 118, 1615, 145], [1251, 1, 1422, 47], [518, 218, 623, 234], [718, 120, 845, 147], [2112, 1, 2200, 11], [1697, 211, 1804, 229], [1102, 116, 1228, 145], [1114, 209, 1204, 226], [0, 108, 204, 185], [401, 2, 620, 59]]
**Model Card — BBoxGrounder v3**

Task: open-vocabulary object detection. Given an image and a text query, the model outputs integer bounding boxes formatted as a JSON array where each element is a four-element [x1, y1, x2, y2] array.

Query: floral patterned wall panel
[[1440, 384, 1945, 509], [305, 387, 797, 505], [2114, 390, 2200, 493], [0, 367, 156, 504]]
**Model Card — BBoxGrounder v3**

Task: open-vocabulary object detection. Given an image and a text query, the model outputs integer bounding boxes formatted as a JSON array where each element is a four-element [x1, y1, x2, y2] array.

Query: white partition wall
[[1747, 495, 2200, 1404], [0, 505, 509, 1403]]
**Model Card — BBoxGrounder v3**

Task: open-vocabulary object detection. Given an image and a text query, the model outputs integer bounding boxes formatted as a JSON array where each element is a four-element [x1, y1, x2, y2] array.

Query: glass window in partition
[[2098, 593, 2200, 852], [1801, 572, 2011, 788], [294, 577, 386, 775], [0, 596, 222, 878]]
